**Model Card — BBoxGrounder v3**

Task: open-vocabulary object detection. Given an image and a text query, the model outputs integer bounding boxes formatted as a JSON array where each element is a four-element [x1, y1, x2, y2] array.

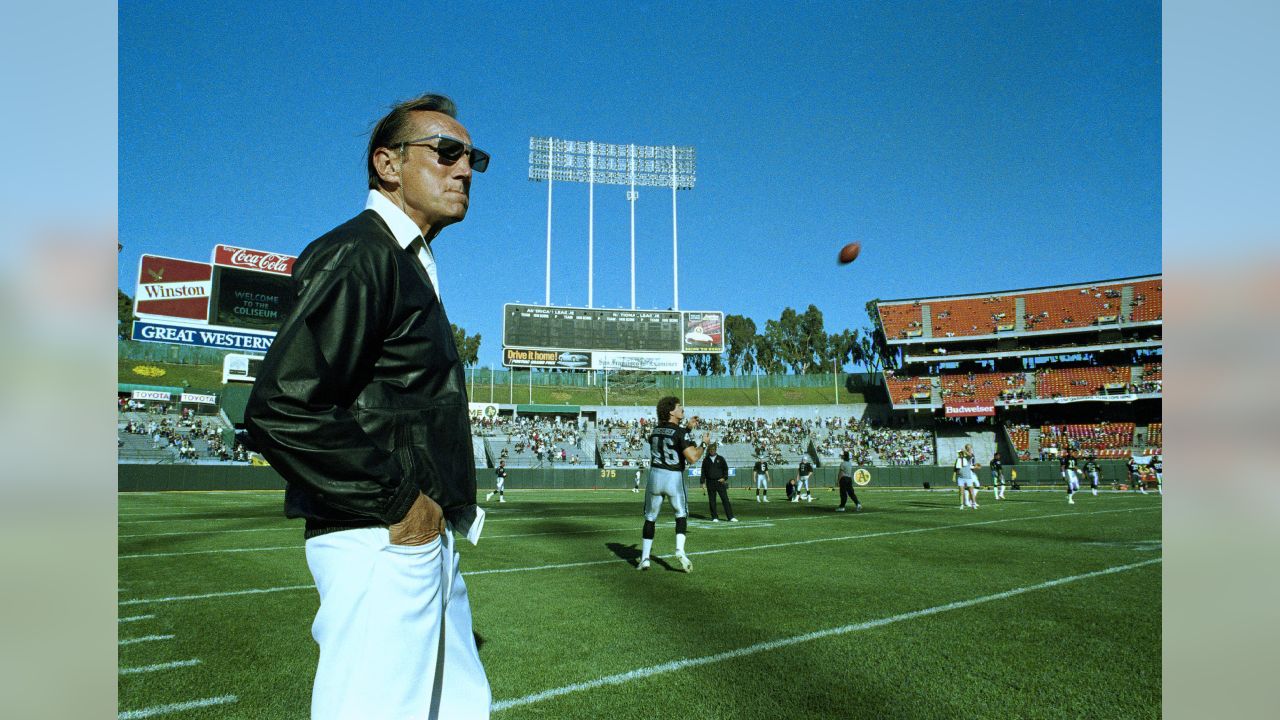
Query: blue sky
[[119, 0, 1161, 368]]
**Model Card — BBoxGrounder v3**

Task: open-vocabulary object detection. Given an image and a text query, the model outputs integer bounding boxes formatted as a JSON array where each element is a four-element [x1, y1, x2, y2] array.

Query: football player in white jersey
[[637, 397, 708, 573], [954, 444, 980, 509]]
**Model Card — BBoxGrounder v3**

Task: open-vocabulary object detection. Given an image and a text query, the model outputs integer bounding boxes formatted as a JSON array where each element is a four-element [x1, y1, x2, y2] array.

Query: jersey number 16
[[651, 436, 679, 466]]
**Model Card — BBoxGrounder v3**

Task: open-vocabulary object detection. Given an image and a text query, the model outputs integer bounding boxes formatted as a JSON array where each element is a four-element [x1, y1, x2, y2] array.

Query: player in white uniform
[[632, 463, 643, 493], [485, 460, 507, 502], [637, 397, 708, 573], [954, 444, 980, 509]]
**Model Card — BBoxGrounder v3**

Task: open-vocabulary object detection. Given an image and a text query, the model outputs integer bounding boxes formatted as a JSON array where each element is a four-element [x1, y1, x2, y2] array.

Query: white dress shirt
[[365, 190, 441, 300]]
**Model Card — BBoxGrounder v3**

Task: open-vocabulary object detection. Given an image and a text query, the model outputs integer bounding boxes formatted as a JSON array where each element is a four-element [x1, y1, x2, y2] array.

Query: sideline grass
[[118, 488, 1161, 719]]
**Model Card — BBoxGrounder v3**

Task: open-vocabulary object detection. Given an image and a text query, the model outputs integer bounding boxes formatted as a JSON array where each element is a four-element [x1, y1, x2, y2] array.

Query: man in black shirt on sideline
[[700, 443, 736, 522]]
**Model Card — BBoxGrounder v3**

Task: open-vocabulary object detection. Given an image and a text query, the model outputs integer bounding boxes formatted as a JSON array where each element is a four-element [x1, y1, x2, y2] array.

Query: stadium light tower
[[529, 137, 696, 309]]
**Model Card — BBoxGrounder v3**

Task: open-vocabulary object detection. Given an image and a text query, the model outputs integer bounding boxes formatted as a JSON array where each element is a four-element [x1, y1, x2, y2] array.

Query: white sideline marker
[[119, 658, 201, 675], [492, 558, 1162, 712], [118, 694, 238, 719], [119, 634, 174, 646], [118, 614, 154, 623]]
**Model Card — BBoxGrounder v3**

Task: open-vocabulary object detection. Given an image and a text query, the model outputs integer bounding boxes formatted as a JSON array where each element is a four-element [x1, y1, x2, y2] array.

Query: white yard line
[[119, 659, 201, 675], [120, 586, 315, 607], [118, 695, 238, 719], [119, 506, 1158, 604], [119, 634, 174, 646], [119, 527, 295, 539], [118, 614, 154, 623], [492, 558, 1163, 712], [120, 545, 303, 560]]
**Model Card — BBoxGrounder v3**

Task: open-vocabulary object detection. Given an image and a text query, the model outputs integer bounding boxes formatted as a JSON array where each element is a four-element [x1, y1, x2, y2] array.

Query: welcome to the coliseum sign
[[132, 244, 297, 351]]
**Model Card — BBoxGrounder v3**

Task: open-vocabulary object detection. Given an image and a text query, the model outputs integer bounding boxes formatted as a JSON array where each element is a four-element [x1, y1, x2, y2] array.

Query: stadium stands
[[877, 276, 1162, 340], [939, 371, 1027, 402], [1034, 365, 1132, 399], [1038, 422, 1137, 458]]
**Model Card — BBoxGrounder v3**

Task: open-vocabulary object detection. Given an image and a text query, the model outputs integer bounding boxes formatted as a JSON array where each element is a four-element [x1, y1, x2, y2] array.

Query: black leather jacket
[[244, 210, 477, 539]]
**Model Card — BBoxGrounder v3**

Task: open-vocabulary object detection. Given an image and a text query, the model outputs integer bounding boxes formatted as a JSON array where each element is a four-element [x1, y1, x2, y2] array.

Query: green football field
[[118, 487, 1162, 719]]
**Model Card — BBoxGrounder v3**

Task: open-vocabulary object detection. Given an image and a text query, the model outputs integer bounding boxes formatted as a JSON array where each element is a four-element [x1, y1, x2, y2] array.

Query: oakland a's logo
[[853, 468, 872, 486]]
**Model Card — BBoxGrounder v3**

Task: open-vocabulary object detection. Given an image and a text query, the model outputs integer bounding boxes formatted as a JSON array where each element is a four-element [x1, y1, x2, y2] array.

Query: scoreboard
[[503, 304, 723, 356]]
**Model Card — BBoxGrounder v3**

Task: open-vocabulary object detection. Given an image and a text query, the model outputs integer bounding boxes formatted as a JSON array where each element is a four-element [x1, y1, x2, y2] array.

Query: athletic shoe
[[712, 518, 720, 523], [756, 497, 761, 503], [638, 559, 650, 571], [790, 497, 799, 503], [972, 503, 979, 509], [805, 496, 813, 502], [836, 506, 847, 512], [485, 493, 492, 501], [499, 497, 506, 503], [729, 517, 739, 522], [855, 504, 862, 512], [1068, 497, 1075, 504], [762, 497, 770, 503], [676, 552, 693, 573]]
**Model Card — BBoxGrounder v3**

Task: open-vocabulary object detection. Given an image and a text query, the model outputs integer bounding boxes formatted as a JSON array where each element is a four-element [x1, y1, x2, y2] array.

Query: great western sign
[[132, 320, 275, 352]]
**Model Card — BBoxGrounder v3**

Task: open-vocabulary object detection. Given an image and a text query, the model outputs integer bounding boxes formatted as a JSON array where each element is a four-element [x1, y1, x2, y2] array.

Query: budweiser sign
[[944, 402, 996, 417], [213, 244, 297, 276]]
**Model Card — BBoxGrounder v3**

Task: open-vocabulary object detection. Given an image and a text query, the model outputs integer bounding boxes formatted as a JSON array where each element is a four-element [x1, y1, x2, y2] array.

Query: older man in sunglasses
[[245, 93, 491, 719]]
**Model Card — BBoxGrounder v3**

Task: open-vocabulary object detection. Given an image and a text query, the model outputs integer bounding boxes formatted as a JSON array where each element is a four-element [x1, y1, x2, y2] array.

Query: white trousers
[[305, 527, 490, 720]]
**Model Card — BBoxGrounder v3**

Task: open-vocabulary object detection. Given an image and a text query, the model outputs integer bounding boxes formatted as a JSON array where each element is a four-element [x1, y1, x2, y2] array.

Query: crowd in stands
[[1038, 422, 1136, 459], [1004, 422, 1032, 460], [475, 414, 587, 465], [120, 413, 248, 463], [813, 417, 935, 466], [940, 371, 1028, 402]]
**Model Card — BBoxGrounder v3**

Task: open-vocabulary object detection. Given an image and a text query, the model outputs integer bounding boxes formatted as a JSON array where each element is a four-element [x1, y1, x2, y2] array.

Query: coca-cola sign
[[213, 244, 297, 276]]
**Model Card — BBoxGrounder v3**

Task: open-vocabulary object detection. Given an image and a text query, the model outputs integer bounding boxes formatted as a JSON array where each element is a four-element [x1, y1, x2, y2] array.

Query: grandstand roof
[[876, 273, 1161, 307]]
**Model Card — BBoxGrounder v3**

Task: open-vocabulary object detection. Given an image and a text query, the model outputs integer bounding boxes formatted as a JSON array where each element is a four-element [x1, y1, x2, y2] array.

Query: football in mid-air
[[838, 242, 861, 264]]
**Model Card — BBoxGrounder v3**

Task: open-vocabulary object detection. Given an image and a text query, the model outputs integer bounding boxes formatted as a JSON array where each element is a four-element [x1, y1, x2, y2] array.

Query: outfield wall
[[118, 461, 1131, 492]]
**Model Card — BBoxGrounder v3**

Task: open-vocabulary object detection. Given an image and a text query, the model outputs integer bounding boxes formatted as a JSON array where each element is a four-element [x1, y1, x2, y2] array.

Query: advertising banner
[[593, 351, 684, 372], [943, 402, 996, 417], [132, 319, 275, 352], [134, 255, 213, 322], [181, 393, 218, 404], [681, 311, 724, 353], [131, 390, 172, 401], [503, 347, 592, 369], [212, 245, 296, 275]]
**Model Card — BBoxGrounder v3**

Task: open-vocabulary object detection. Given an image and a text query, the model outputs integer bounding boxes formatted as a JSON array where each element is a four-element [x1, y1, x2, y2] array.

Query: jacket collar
[[365, 190, 422, 249]]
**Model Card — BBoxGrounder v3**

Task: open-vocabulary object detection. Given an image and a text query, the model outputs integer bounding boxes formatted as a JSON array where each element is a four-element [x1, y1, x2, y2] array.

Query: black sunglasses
[[400, 134, 490, 172]]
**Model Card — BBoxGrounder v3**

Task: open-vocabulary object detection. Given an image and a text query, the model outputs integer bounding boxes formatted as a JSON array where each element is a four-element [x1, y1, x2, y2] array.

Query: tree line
[[684, 301, 892, 376]]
